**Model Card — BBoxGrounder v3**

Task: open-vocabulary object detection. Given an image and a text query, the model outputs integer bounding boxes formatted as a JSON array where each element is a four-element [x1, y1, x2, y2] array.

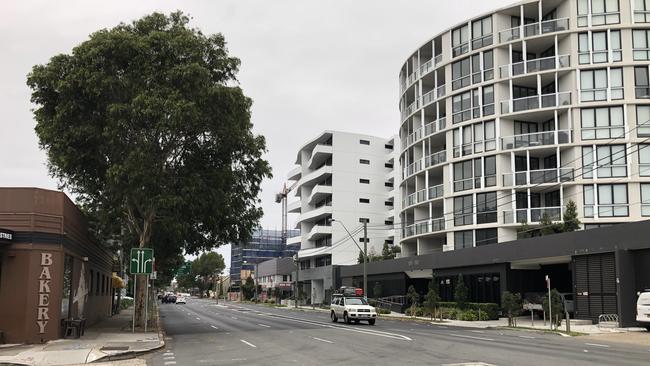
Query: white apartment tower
[[399, 0, 650, 256], [287, 131, 399, 303]]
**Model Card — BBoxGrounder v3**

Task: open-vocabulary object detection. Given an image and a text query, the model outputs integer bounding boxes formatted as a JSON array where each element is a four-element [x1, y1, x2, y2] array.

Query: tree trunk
[[132, 209, 154, 329]]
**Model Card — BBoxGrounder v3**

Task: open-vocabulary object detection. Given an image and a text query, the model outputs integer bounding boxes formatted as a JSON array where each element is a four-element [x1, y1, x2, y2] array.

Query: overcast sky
[[0, 0, 514, 267]]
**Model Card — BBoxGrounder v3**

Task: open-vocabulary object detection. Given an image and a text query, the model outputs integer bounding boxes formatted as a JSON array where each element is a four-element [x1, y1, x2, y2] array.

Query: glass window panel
[[613, 184, 627, 203], [581, 71, 594, 89], [474, 123, 484, 142], [610, 68, 623, 87], [578, 0, 589, 14], [640, 145, 650, 163], [582, 108, 595, 127], [635, 67, 649, 86], [611, 31, 621, 49], [593, 32, 607, 50], [583, 146, 594, 178], [453, 129, 460, 146], [596, 108, 609, 126], [483, 17, 492, 34], [606, 0, 619, 11], [579, 33, 589, 52], [611, 107, 623, 125], [584, 185, 594, 204], [485, 121, 495, 139], [611, 145, 626, 164], [599, 184, 613, 204], [594, 69, 608, 88], [592, 0, 605, 13], [633, 30, 647, 49], [641, 184, 650, 203]]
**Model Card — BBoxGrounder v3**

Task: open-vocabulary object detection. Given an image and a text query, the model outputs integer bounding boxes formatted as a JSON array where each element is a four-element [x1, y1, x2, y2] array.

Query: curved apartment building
[[399, 0, 650, 256]]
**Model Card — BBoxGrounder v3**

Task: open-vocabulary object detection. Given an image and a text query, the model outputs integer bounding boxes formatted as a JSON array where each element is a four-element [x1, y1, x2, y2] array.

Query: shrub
[[433, 302, 499, 320], [459, 309, 478, 321], [375, 307, 391, 314], [120, 298, 134, 310]]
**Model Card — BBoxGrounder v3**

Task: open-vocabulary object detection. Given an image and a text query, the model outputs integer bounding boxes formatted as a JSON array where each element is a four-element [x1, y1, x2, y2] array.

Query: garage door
[[574, 253, 617, 320]]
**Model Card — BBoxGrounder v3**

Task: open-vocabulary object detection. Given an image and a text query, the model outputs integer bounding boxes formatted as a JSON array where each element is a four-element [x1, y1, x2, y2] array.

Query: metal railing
[[503, 206, 562, 224], [500, 54, 570, 78], [402, 218, 445, 239], [503, 168, 574, 187], [402, 183, 444, 208], [501, 129, 572, 150], [453, 42, 469, 57], [471, 34, 493, 49], [499, 17, 569, 43], [425, 150, 446, 168], [501, 91, 571, 114]]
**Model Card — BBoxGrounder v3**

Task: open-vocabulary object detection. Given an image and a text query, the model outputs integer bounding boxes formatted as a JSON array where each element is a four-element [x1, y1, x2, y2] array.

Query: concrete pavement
[[150, 298, 650, 366]]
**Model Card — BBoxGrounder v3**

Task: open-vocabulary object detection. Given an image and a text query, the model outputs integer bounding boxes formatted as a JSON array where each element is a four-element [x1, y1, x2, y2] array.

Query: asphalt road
[[149, 298, 650, 366]]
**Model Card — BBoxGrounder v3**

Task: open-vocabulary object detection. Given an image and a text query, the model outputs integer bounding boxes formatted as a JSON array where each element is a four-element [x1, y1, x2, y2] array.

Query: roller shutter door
[[574, 253, 617, 320]]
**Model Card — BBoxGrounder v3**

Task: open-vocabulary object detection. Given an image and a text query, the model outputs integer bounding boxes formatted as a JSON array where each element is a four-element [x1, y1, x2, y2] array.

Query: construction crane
[[275, 181, 298, 244]]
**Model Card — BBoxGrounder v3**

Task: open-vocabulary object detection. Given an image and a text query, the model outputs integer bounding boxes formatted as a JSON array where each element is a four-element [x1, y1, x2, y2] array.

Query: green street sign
[[130, 248, 154, 274]]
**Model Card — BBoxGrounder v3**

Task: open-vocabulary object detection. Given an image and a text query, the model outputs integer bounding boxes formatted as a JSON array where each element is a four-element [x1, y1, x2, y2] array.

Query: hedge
[[405, 302, 498, 320]]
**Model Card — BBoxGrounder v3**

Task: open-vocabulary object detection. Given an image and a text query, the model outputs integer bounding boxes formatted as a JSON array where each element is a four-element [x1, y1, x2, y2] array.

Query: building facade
[[230, 228, 299, 286], [399, 0, 650, 255], [256, 257, 295, 300], [0, 188, 113, 344], [287, 130, 399, 304]]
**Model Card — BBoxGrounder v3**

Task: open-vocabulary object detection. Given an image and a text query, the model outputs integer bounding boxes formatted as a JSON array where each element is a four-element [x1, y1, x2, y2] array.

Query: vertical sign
[[37, 253, 53, 334], [130, 248, 154, 274]]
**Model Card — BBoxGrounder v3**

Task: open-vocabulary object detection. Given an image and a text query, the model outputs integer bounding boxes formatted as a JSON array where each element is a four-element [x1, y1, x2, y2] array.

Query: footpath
[[0, 307, 163, 366]]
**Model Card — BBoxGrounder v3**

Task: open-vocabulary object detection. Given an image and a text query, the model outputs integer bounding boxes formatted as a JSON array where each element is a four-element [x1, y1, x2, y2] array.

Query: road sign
[[130, 248, 154, 274]]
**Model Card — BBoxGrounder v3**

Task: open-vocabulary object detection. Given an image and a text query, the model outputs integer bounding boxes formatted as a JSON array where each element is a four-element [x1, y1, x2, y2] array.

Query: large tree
[[191, 252, 225, 297], [27, 12, 271, 326]]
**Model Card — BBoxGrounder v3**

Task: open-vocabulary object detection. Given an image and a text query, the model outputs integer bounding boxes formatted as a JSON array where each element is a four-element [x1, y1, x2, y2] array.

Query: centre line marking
[[257, 323, 270, 328], [196, 317, 201, 320], [164, 357, 175, 360], [211, 325, 219, 330], [164, 362, 176, 365], [232, 316, 238, 319], [240, 339, 257, 348], [518, 335, 536, 339], [471, 330, 485, 334], [585, 343, 610, 348], [311, 337, 334, 344], [449, 333, 495, 342]]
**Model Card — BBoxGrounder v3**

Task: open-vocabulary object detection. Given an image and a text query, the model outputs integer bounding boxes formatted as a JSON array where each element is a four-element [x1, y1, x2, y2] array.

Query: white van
[[637, 290, 650, 331]]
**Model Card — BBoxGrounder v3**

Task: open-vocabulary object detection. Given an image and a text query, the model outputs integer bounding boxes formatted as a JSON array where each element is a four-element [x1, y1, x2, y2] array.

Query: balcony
[[307, 144, 333, 169], [298, 164, 332, 188], [402, 183, 444, 209], [298, 203, 332, 224], [402, 99, 421, 120], [500, 91, 571, 114], [401, 117, 446, 151], [307, 224, 332, 241], [287, 166, 301, 181], [307, 185, 332, 205], [501, 130, 571, 150], [425, 150, 446, 168], [502, 168, 574, 187], [499, 55, 570, 78], [503, 206, 562, 224], [499, 17, 569, 43], [419, 54, 443, 76], [287, 200, 301, 213], [402, 218, 445, 239], [287, 235, 301, 245], [453, 138, 496, 158]]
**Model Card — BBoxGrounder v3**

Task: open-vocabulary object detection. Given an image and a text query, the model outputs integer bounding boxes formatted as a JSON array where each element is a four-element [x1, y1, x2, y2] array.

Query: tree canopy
[[27, 11, 271, 326]]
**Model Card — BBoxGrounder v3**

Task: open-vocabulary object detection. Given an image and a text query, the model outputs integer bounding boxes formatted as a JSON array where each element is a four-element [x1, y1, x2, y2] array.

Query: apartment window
[[315, 256, 331, 267], [454, 230, 473, 250], [359, 218, 370, 223], [483, 85, 494, 116], [634, 0, 650, 23], [385, 201, 394, 207], [384, 182, 394, 188], [641, 183, 650, 216], [453, 120, 496, 157], [471, 16, 493, 49], [384, 220, 393, 225], [452, 24, 469, 57], [452, 90, 472, 123], [454, 195, 473, 226], [476, 192, 497, 224], [300, 260, 311, 270], [637, 105, 650, 136], [385, 144, 393, 149], [580, 107, 624, 139], [579, 31, 621, 64], [453, 156, 496, 192], [359, 198, 370, 203], [315, 237, 332, 248], [359, 237, 370, 243], [359, 159, 370, 165], [454, 160, 474, 192], [578, 0, 620, 27], [598, 184, 629, 216], [484, 156, 497, 187], [633, 30, 650, 60], [582, 145, 627, 178], [639, 145, 650, 176], [452, 87, 488, 123], [452, 57, 471, 90], [475, 228, 497, 246], [360, 139, 370, 145], [315, 196, 332, 208], [580, 68, 623, 102], [385, 162, 394, 168], [584, 185, 595, 217], [359, 178, 370, 184], [635, 66, 650, 99], [483, 51, 494, 81]]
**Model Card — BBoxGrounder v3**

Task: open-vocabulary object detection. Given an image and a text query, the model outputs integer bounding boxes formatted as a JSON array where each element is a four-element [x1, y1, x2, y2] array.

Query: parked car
[[330, 294, 377, 325], [637, 290, 650, 331], [176, 297, 186, 304], [162, 294, 177, 304]]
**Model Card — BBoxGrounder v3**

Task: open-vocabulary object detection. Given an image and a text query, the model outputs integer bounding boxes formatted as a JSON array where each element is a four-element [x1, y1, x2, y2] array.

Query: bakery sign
[[0, 228, 14, 243]]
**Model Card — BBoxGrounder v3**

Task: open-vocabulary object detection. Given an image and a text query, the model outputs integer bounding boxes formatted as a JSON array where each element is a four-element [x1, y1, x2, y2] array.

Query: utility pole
[[546, 275, 552, 330], [294, 251, 299, 308], [363, 221, 368, 299]]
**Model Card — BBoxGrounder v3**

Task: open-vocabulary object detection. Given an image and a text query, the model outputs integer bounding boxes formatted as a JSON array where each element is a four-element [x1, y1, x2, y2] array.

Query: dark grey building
[[338, 220, 650, 326]]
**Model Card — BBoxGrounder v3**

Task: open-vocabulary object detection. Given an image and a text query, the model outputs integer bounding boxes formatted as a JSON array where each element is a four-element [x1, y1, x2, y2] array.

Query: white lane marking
[[257, 323, 271, 328], [163, 352, 174, 356], [518, 335, 536, 339], [585, 343, 610, 348], [211, 325, 219, 330], [164, 357, 175, 360], [240, 339, 257, 348], [449, 333, 495, 342], [470, 330, 485, 334], [231, 316, 238, 320], [164, 362, 177, 365], [311, 337, 334, 344], [196, 317, 201, 320]]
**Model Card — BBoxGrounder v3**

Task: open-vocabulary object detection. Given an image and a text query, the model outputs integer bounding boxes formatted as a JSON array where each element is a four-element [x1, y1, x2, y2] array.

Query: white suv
[[637, 291, 650, 331], [330, 295, 377, 325]]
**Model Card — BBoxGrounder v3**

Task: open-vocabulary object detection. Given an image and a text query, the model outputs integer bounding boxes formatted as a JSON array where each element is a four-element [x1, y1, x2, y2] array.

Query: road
[[149, 298, 650, 366]]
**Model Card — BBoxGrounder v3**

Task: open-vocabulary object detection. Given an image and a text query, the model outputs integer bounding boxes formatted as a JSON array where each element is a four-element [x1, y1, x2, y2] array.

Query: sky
[[0, 0, 514, 270]]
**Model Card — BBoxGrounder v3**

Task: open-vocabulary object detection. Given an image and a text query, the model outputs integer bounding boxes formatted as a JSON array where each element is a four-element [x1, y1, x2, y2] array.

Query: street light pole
[[254, 262, 258, 303], [331, 219, 367, 299], [294, 251, 299, 309]]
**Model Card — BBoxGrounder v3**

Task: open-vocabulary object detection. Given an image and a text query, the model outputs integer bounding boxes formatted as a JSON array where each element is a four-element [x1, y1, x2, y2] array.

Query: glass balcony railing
[[499, 18, 569, 43], [425, 150, 446, 168], [503, 206, 562, 224], [453, 42, 469, 57], [407, 72, 418, 86], [402, 218, 445, 239], [501, 130, 571, 150], [500, 91, 571, 114], [401, 117, 446, 151], [471, 34, 493, 50], [428, 184, 444, 200], [502, 168, 574, 187], [500, 55, 570, 78]]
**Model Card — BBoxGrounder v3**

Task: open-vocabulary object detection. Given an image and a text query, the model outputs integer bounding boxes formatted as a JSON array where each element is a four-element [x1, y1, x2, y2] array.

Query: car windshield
[[345, 298, 368, 305]]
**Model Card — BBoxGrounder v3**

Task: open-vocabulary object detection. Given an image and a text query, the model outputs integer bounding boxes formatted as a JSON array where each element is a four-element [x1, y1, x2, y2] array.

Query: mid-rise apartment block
[[398, 0, 650, 256], [286, 131, 399, 303]]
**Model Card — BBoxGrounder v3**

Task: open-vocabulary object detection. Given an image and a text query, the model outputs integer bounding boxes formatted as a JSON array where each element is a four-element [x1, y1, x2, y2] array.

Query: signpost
[[130, 248, 154, 333], [546, 275, 552, 330]]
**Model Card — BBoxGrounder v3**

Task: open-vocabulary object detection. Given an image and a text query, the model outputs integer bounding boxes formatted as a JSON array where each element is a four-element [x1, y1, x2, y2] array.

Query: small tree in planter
[[454, 275, 468, 309], [502, 291, 523, 327], [423, 277, 441, 320], [406, 285, 420, 317], [543, 289, 564, 330], [373, 282, 383, 300]]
